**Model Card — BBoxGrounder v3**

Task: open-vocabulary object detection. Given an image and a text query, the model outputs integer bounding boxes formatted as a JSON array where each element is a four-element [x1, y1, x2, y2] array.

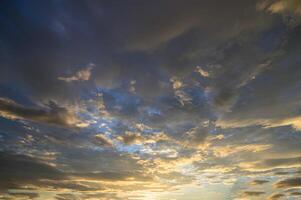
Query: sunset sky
[[1, 0, 301, 199]]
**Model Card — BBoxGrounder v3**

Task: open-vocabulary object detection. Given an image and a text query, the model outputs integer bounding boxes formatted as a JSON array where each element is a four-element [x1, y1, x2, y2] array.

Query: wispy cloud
[[0, 98, 86, 128], [58, 63, 94, 82], [274, 177, 301, 188]]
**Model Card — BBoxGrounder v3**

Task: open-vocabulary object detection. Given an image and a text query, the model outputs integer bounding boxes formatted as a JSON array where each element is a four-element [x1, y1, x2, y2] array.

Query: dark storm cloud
[[0, 98, 81, 128]]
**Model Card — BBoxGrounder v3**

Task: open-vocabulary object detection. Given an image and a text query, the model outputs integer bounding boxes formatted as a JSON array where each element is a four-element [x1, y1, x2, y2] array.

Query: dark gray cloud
[[251, 179, 270, 185], [92, 134, 113, 147], [257, 156, 301, 169], [0, 0, 275, 102], [55, 194, 77, 200], [268, 193, 285, 200], [242, 191, 265, 196], [218, 25, 301, 126], [0, 150, 148, 194], [290, 191, 301, 196], [0, 151, 65, 192], [0, 98, 82, 128], [119, 132, 143, 145], [274, 177, 301, 188], [70, 171, 152, 182], [38, 180, 100, 192], [7, 192, 39, 200]]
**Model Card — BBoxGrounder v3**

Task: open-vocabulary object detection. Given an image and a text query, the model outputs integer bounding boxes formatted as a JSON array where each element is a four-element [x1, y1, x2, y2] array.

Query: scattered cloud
[[170, 76, 185, 90], [195, 66, 210, 77], [92, 134, 113, 147], [58, 63, 94, 82], [119, 131, 143, 145]]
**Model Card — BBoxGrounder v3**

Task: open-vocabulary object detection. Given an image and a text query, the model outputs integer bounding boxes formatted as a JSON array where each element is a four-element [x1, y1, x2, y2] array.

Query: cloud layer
[[0, 0, 301, 199]]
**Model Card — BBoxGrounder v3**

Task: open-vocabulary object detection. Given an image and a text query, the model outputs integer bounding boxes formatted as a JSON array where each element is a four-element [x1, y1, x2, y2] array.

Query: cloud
[[195, 66, 210, 77], [118, 131, 170, 146], [250, 179, 270, 185], [7, 192, 39, 199], [289, 191, 301, 196], [0, 151, 148, 194], [169, 76, 193, 106], [38, 180, 100, 191], [55, 194, 77, 200], [259, 0, 301, 22], [79, 192, 123, 200], [170, 76, 185, 90], [268, 193, 285, 200], [174, 90, 192, 106], [242, 191, 265, 197], [217, 115, 301, 131], [0, 98, 86, 128], [0, 151, 65, 192], [116, 0, 269, 52], [213, 144, 271, 158], [274, 177, 301, 188], [119, 131, 143, 145], [92, 134, 113, 147], [70, 171, 152, 182], [216, 27, 301, 129], [1, 0, 301, 199], [240, 156, 301, 171], [182, 125, 209, 147], [58, 63, 94, 82]]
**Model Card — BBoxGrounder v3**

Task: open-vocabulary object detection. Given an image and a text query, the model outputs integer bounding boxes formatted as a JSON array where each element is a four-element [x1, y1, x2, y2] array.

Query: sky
[[1, 0, 301, 199]]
